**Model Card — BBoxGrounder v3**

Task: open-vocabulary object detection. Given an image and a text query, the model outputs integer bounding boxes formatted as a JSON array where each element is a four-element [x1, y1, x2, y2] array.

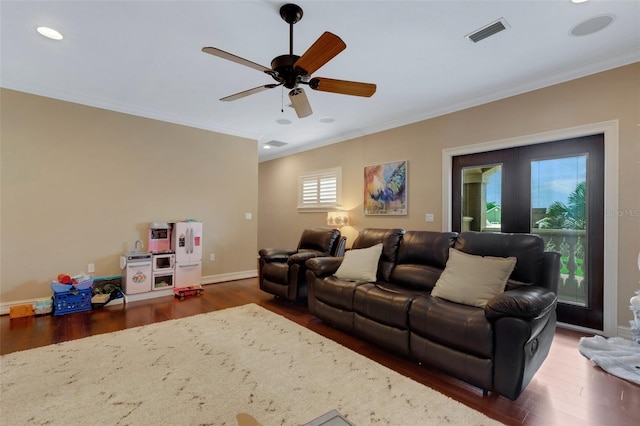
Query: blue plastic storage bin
[[51, 277, 93, 315], [53, 287, 92, 315]]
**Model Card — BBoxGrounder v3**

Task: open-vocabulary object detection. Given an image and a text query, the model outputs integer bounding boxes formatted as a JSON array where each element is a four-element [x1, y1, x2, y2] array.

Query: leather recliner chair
[[259, 227, 346, 302]]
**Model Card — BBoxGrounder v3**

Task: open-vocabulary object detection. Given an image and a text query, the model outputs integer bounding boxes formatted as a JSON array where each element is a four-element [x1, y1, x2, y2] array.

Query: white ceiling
[[2, 1, 639, 162]]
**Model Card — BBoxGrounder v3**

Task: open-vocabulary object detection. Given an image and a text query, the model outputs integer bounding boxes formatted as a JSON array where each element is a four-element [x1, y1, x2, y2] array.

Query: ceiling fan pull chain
[[281, 86, 284, 113]]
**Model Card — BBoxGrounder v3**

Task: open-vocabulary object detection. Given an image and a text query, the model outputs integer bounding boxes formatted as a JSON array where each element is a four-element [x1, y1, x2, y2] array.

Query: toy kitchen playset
[[121, 221, 203, 297]]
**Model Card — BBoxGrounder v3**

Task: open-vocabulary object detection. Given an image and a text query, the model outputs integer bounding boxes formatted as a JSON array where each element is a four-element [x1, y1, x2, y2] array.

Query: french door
[[452, 134, 605, 330]]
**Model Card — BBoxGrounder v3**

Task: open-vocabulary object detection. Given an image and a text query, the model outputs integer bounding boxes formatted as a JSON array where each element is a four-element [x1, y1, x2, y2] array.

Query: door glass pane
[[530, 156, 587, 306], [462, 165, 502, 232]]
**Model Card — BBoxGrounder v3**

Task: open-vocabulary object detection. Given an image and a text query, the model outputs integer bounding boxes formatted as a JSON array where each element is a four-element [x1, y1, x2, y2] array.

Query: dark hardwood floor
[[2, 279, 638, 425]]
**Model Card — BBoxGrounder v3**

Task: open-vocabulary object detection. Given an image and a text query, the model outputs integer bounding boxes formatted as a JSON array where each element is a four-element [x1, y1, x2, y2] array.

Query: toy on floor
[[57, 274, 74, 285], [174, 285, 204, 300]]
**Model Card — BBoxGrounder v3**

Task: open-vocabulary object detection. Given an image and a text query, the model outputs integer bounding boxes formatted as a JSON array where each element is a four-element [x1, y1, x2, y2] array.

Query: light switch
[[245, 213, 252, 220], [425, 213, 435, 222]]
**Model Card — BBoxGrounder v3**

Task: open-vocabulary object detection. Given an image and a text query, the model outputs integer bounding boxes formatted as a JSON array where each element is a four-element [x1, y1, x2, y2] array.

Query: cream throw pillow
[[334, 243, 383, 282], [431, 248, 517, 308]]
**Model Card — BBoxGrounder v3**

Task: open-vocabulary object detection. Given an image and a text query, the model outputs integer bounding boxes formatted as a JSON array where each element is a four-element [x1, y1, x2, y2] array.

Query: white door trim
[[442, 120, 619, 336]]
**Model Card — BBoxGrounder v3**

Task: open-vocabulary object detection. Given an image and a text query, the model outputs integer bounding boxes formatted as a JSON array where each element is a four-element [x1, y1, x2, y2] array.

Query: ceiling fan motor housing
[[271, 54, 303, 89]]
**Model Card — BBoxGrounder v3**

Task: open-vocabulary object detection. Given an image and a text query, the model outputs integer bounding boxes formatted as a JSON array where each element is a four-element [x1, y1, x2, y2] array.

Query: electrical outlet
[[87, 263, 95, 273], [425, 213, 435, 222], [245, 213, 252, 220], [210, 253, 215, 262]]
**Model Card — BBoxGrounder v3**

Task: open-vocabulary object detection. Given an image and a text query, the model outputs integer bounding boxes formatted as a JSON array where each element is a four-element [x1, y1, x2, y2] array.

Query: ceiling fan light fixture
[[37, 26, 63, 40], [289, 88, 312, 118]]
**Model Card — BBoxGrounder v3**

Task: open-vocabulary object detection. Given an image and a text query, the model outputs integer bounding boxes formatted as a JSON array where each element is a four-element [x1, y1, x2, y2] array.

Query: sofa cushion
[[313, 276, 363, 311], [261, 262, 289, 284], [388, 264, 444, 291], [334, 243, 383, 282], [396, 231, 457, 269], [431, 248, 516, 308], [409, 295, 493, 359], [353, 283, 423, 329], [389, 231, 457, 291], [455, 231, 545, 287], [351, 228, 404, 282]]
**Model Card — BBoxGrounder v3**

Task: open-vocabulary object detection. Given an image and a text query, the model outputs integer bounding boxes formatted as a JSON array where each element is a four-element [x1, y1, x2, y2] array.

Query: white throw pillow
[[334, 243, 383, 282], [431, 248, 517, 308]]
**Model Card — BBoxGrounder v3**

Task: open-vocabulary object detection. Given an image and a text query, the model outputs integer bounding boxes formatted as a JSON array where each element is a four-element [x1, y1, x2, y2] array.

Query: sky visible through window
[[486, 156, 586, 208]]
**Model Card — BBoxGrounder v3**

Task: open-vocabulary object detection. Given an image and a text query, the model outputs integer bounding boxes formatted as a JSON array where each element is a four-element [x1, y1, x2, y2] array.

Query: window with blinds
[[298, 167, 342, 209]]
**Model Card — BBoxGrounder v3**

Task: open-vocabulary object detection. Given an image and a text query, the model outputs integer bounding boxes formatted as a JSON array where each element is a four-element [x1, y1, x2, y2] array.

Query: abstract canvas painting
[[364, 160, 407, 215]]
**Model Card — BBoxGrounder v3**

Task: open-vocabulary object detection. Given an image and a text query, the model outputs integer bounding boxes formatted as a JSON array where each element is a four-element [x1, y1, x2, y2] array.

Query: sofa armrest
[[288, 250, 327, 265], [306, 257, 344, 277], [258, 248, 296, 262], [485, 286, 557, 321]]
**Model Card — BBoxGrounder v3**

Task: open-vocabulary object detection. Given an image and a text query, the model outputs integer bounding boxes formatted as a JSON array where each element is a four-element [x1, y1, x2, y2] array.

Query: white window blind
[[298, 167, 341, 209]]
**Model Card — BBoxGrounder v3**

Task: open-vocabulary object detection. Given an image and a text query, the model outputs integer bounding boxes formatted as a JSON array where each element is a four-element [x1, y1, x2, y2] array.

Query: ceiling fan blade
[[309, 77, 376, 97], [221, 84, 280, 102], [288, 88, 313, 118], [202, 47, 275, 76], [293, 32, 346, 76]]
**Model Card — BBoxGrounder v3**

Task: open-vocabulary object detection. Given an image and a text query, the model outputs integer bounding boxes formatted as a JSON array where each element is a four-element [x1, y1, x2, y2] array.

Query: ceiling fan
[[201, 3, 376, 118]]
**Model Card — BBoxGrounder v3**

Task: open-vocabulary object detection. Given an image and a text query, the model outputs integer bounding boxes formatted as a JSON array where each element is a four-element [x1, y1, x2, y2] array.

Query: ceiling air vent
[[264, 140, 288, 148], [466, 18, 510, 43]]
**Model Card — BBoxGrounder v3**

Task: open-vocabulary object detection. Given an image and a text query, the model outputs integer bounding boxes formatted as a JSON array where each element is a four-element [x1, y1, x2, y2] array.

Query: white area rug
[[578, 335, 640, 385], [1, 304, 502, 425]]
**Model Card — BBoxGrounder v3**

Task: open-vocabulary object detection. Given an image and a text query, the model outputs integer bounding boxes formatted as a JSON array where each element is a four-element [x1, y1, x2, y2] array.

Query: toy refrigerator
[[172, 221, 202, 288]]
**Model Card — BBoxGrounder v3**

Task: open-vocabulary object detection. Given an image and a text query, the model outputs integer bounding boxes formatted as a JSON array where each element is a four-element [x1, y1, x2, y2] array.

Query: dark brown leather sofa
[[305, 228, 560, 400], [259, 227, 346, 302]]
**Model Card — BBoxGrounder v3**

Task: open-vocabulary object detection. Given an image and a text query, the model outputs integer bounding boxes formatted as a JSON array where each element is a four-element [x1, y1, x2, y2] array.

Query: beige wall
[[258, 63, 640, 330], [1, 89, 258, 303]]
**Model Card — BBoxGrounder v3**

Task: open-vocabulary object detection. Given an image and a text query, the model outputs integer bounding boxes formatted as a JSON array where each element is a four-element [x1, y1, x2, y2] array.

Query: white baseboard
[[0, 297, 52, 316], [0, 270, 258, 315], [617, 325, 633, 340], [555, 321, 632, 339], [122, 288, 174, 303], [201, 269, 258, 285]]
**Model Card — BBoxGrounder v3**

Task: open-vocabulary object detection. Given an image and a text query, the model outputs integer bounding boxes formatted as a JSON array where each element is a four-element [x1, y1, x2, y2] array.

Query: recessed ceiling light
[[37, 26, 63, 40], [319, 117, 335, 124], [262, 145, 272, 149], [570, 14, 615, 37], [571, 0, 589, 4]]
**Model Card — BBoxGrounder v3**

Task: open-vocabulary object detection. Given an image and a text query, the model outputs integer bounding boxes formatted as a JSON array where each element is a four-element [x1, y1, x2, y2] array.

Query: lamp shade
[[327, 211, 349, 227]]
